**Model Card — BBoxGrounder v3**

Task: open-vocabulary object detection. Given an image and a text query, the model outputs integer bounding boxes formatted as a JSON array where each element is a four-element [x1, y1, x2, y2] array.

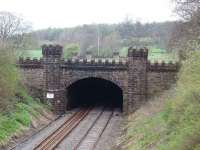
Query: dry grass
[[118, 88, 175, 150]]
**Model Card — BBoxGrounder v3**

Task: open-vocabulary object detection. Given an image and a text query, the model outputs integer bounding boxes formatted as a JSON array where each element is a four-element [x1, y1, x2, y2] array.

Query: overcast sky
[[0, 0, 177, 30]]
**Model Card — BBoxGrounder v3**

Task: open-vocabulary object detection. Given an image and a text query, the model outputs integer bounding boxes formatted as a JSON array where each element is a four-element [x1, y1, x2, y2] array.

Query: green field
[[18, 48, 178, 62], [120, 47, 178, 62], [148, 48, 178, 62], [18, 49, 42, 58]]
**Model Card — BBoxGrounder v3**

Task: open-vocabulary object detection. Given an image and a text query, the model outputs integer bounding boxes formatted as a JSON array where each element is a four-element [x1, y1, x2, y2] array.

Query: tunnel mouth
[[66, 77, 123, 111]]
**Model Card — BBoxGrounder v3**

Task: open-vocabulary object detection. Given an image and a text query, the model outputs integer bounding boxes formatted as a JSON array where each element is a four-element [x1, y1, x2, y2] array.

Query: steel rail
[[34, 108, 91, 150]]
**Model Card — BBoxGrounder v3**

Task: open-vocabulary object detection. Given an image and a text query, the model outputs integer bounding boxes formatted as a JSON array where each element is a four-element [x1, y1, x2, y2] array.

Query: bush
[[63, 43, 80, 58], [0, 45, 19, 111]]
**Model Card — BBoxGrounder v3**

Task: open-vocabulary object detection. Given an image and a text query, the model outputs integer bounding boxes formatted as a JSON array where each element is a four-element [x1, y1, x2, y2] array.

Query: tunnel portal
[[66, 78, 123, 110]]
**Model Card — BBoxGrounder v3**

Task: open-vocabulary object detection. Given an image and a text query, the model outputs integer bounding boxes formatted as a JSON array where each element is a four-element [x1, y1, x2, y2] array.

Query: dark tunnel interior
[[66, 78, 123, 110]]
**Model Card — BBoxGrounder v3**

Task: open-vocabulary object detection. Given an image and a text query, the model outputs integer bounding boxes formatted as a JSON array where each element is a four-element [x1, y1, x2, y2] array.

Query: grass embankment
[[121, 51, 200, 150], [0, 46, 52, 146], [0, 88, 51, 146]]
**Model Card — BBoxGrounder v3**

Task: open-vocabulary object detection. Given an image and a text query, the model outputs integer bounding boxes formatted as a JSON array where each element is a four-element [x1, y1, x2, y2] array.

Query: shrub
[[63, 43, 80, 58], [0, 45, 19, 111]]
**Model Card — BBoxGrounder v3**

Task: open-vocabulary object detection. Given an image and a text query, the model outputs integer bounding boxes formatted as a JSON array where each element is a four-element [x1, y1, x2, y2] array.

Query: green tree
[[63, 43, 80, 58]]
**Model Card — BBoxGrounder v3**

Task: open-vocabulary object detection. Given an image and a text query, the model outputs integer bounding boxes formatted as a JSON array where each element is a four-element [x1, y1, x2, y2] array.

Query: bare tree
[[0, 11, 31, 41], [174, 0, 200, 20], [102, 32, 120, 53], [167, 0, 200, 59]]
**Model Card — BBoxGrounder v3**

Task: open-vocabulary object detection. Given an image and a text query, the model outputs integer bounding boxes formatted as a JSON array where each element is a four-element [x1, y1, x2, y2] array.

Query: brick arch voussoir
[[64, 75, 123, 91]]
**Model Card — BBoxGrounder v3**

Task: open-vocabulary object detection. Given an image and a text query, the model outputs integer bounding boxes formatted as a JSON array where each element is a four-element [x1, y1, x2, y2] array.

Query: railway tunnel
[[66, 77, 123, 111]]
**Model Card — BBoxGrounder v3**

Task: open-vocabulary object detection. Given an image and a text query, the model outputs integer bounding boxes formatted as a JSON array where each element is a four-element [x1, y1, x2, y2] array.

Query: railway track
[[73, 108, 114, 150], [34, 108, 91, 150], [34, 107, 114, 150]]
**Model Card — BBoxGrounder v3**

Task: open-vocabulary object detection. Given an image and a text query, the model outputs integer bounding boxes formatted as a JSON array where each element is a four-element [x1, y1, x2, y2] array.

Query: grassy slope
[[121, 51, 200, 150], [0, 46, 52, 146], [0, 88, 51, 146]]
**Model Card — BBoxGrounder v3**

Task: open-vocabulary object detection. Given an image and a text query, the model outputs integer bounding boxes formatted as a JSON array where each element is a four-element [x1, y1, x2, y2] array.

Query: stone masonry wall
[[20, 68, 44, 89], [17, 57, 44, 98], [18, 57, 43, 89], [147, 61, 179, 97]]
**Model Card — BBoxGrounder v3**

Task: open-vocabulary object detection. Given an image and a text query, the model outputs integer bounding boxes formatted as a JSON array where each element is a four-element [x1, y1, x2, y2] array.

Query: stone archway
[[65, 77, 123, 111]]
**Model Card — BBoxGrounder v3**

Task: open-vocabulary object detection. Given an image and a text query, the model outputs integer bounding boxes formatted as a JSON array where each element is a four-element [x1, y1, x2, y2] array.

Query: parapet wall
[[147, 61, 179, 72], [18, 57, 43, 68], [61, 58, 128, 70], [18, 57, 128, 68]]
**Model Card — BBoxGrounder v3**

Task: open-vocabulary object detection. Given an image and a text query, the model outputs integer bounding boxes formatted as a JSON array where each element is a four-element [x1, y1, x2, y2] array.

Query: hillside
[[119, 51, 200, 150], [18, 21, 175, 57], [0, 46, 55, 148]]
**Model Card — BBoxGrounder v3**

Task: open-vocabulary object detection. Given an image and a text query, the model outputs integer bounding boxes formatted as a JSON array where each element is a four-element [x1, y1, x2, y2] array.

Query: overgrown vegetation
[[121, 2, 200, 145], [0, 45, 19, 111], [121, 51, 200, 150], [0, 44, 51, 146]]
